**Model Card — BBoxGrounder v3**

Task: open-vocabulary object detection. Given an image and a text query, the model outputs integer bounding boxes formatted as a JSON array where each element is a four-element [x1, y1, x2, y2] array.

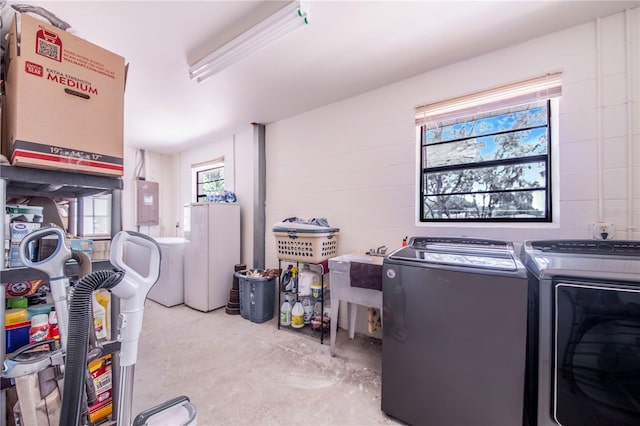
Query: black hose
[[59, 270, 124, 426]]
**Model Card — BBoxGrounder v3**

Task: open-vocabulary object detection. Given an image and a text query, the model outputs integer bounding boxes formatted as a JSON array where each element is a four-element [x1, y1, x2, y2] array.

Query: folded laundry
[[206, 190, 237, 203], [282, 217, 330, 227], [349, 262, 383, 291]]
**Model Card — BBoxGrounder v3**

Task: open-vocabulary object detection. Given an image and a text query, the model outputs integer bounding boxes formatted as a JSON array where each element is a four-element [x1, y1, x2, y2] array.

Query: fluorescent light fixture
[[189, 1, 309, 83]]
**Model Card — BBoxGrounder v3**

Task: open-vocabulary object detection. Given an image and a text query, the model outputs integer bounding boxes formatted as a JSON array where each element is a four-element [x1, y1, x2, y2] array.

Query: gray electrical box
[[136, 180, 159, 226]]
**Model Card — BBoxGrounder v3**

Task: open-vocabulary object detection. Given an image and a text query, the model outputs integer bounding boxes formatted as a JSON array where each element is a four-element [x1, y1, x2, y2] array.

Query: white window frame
[[191, 158, 225, 203], [81, 194, 111, 237], [415, 72, 562, 224]]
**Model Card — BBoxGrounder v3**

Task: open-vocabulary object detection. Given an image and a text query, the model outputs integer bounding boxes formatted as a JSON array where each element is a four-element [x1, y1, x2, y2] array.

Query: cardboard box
[[3, 13, 126, 176], [9, 222, 41, 244], [6, 205, 44, 223], [88, 354, 113, 423], [69, 238, 93, 260], [9, 242, 37, 268], [92, 239, 111, 261]]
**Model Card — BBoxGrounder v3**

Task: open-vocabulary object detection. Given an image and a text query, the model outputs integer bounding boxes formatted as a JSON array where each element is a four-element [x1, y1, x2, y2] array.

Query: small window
[[82, 195, 111, 236], [195, 164, 224, 202], [416, 73, 561, 222]]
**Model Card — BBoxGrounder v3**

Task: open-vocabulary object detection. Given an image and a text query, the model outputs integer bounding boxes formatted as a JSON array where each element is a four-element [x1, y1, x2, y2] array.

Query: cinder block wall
[[265, 8, 639, 260], [263, 9, 639, 335]]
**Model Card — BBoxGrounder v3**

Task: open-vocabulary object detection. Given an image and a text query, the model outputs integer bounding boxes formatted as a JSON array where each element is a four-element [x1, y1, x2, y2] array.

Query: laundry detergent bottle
[[302, 298, 313, 324], [298, 263, 320, 297], [291, 300, 304, 329], [94, 289, 111, 340], [92, 291, 108, 341]]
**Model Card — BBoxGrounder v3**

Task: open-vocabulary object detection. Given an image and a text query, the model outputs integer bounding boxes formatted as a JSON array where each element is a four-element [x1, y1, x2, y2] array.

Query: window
[[194, 162, 225, 202], [416, 73, 561, 222], [82, 195, 111, 236]]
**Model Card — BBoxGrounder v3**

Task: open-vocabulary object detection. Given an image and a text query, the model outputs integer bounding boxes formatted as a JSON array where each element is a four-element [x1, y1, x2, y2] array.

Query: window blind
[[415, 71, 562, 126]]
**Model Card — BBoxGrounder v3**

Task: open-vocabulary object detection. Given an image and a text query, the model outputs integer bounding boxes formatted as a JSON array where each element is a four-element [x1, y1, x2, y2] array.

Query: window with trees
[[195, 164, 224, 202], [416, 73, 561, 222]]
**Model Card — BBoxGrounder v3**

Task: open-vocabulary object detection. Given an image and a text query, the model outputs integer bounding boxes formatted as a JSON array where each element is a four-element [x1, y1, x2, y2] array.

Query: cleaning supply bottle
[[291, 300, 304, 329], [92, 291, 108, 341], [29, 314, 50, 344], [299, 264, 320, 297], [302, 298, 313, 324], [291, 265, 299, 294], [280, 295, 292, 326], [48, 308, 60, 348], [95, 289, 111, 340], [281, 264, 293, 292]]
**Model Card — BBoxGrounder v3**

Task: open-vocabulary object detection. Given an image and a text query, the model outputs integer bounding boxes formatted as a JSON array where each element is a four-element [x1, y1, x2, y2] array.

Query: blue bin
[[6, 322, 30, 354]]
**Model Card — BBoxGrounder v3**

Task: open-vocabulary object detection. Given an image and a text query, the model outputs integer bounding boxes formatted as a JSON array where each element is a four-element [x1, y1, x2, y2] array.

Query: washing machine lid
[[388, 237, 521, 271], [522, 240, 640, 278]]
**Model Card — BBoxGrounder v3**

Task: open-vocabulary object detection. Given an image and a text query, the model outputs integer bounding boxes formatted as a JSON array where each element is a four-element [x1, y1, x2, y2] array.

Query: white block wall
[[124, 129, 256, 271], [157, 8, 638, 336], [265, 8, 640, 265], [264, 9, 639, 335], [122, 146, 178, 237], [174, 128, 255, 266]]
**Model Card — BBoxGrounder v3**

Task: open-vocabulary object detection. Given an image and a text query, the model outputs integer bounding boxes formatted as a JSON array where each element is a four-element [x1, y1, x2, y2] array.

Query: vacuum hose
[[59, 270, 124, 426]]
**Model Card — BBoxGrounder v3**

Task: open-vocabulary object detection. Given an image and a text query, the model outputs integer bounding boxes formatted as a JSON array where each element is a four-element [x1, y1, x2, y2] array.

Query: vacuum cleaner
[[8, 227, 197, 425]]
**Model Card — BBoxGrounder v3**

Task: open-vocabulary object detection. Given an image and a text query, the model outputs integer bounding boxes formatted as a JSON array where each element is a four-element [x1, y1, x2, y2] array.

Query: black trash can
[[235, 270, 275, 323]]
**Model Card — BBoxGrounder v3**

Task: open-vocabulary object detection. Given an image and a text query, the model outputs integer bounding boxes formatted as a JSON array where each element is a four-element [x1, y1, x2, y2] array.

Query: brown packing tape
[[11, 139, 125, 168]]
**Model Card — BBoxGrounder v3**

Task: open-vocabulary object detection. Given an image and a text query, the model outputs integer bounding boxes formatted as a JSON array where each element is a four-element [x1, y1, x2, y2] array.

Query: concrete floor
[[132, 301, 400, 425]]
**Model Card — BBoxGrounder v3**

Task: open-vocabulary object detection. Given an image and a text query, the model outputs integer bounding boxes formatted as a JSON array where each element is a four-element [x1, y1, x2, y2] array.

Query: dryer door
[[554, 280, 640, 426]]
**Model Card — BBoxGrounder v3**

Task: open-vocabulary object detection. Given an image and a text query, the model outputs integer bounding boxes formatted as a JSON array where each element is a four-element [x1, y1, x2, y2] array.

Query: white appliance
[[148, 237, 186, 307], [183, 203, 240, 312]]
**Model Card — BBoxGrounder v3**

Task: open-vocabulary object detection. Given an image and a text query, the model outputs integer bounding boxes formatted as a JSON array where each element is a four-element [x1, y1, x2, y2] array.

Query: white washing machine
[[148, 237, 186, 307]]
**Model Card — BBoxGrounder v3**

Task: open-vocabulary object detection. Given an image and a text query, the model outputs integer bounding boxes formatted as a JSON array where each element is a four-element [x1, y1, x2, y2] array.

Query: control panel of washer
[[528, 240, 640, 256], [411, 237, 512, 250]]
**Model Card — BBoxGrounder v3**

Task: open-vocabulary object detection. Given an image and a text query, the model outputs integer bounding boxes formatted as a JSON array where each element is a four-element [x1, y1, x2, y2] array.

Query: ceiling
[[6, 0, 639, 153]]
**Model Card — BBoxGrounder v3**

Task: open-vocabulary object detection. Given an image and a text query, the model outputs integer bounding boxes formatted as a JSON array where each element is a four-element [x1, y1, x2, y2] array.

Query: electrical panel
[[136, 180, 159, 226]]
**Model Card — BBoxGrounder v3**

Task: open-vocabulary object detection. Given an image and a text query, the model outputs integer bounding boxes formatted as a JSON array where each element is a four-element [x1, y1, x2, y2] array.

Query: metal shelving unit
[[277, 260, 330, 343], [1, 164, 123, 426]]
